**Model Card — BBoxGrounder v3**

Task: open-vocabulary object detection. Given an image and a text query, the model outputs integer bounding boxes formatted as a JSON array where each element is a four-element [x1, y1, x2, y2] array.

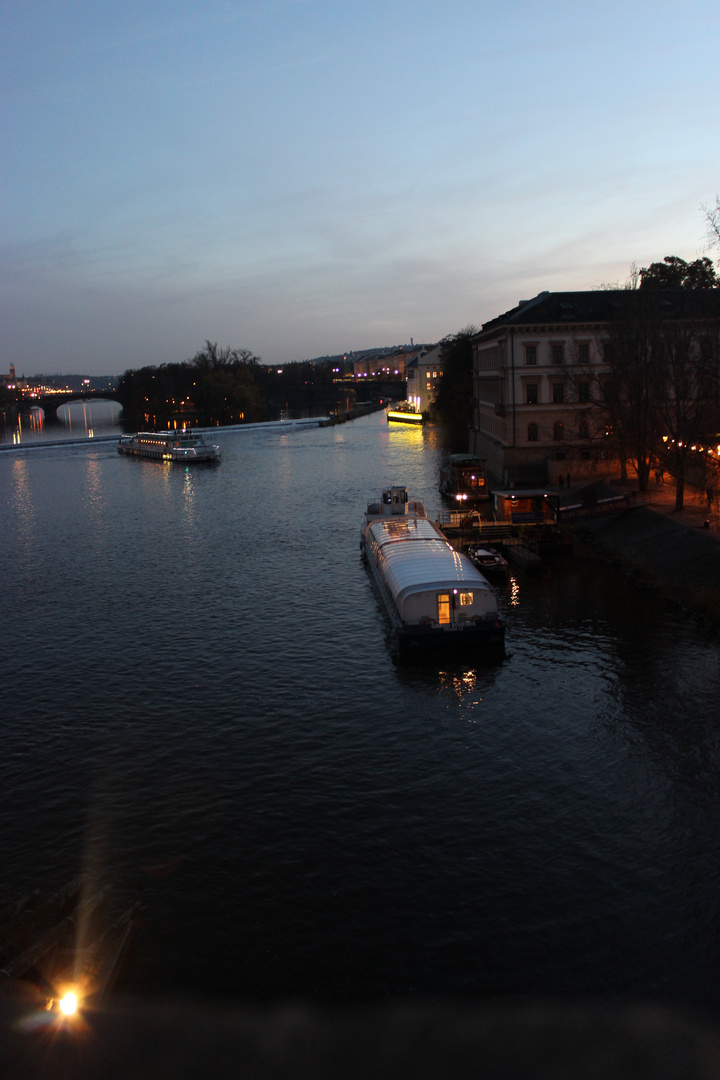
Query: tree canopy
[[639, 255, 718, 290], [430, 326, 479, 443]]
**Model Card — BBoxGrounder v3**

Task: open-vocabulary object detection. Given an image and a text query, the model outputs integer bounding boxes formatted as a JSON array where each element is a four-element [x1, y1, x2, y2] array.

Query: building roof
[[478, 289, 720, 334]]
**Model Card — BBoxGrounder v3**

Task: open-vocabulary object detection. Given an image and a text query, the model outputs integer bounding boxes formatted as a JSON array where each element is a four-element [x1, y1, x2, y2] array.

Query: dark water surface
[[2, 413, 720, 1010]]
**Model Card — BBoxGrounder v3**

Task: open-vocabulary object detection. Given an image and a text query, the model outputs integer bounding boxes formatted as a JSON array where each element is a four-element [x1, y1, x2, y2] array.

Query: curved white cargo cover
[[366, 517, 498, 621], [361, 485, 505, 649]]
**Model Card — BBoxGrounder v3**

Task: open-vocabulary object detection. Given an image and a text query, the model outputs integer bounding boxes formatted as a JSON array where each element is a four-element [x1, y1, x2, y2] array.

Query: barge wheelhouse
[[439, 454, 488, 502], [118, 430, 221, 462], [360, 485, 505, 652]]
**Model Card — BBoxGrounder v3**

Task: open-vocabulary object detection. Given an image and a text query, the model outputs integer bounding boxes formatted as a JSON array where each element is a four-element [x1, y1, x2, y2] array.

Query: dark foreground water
[[2, 412, 720, 1011]]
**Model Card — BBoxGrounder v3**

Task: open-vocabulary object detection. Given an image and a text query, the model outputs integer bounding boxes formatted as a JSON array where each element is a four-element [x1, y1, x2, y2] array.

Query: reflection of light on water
[[509, 576, 520, 606], [439, 668, 478, 700], [11, 409, 45, 442], [58, 399, 122, 434], [10, 458, 37, 554]]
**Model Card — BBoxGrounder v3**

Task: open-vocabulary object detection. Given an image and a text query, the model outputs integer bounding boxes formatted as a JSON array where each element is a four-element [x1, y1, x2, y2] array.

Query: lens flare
[[59, 992, 78, 1016]]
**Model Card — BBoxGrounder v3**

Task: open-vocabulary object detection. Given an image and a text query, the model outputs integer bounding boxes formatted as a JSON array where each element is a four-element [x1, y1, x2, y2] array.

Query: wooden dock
[[502, 537, 542, 569]]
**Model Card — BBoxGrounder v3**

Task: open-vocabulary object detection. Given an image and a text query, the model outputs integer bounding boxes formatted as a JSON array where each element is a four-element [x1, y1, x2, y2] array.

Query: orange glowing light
[[59, 992, 78, 1016]]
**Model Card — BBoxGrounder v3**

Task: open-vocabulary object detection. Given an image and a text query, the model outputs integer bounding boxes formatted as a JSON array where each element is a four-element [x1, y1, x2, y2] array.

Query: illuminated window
[[459, 592, 473, 606], [437, 594, 451, 624]]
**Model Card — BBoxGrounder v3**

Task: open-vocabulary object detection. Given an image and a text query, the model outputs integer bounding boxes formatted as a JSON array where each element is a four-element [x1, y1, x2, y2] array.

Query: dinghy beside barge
[[360, 486, 505, 652]]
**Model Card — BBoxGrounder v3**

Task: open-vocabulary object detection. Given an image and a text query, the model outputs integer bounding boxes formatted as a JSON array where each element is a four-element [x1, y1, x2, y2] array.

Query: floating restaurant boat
[[118, 429, 221, 462], [387, 402, 423, 424], [439, 454, 488, 502], [360, 485, 505, 652]]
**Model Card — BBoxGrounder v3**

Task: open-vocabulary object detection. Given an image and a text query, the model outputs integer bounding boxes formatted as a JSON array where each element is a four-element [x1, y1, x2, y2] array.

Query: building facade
[[469, 291, 628, 487], [406, 344, 443, 414]]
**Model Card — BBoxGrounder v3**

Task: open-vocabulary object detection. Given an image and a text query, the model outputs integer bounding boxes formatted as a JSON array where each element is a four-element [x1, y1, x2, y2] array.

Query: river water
[[2, 411, 720, 1011]]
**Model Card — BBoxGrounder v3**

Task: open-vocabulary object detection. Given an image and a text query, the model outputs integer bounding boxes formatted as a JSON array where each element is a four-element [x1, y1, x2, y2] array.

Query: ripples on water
[[2, 413, 720, 1010]]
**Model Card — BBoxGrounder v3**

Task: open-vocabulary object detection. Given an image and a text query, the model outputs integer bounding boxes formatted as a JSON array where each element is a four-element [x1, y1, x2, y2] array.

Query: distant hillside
[[295, 344, 422, 365]]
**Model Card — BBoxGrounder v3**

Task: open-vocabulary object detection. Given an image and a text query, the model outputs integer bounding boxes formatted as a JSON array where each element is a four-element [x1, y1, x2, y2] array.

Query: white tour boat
[[118, 430, 221, 463], [360, 485, 505, 652]]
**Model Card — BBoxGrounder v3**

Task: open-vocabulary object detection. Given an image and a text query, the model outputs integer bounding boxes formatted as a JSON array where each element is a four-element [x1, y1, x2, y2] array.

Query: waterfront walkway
[[559, 472, 720, 539], [572, 474, 720, 622]]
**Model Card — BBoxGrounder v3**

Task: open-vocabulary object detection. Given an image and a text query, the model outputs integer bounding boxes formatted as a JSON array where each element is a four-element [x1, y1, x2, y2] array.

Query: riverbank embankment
[[576, 486, 720, 624]]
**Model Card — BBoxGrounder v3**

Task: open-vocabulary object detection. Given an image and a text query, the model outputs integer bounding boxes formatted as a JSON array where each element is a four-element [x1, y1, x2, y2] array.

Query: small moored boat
[[360, 485, 505, 652], [466, 545, 509, 581], [118, 429, 221, 462]]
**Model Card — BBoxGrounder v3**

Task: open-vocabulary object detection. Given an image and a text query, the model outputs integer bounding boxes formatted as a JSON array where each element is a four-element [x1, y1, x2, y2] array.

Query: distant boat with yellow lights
[[387, 402, 422, 424], [118, 430, 221, 462], [360, 485, 505, 653]]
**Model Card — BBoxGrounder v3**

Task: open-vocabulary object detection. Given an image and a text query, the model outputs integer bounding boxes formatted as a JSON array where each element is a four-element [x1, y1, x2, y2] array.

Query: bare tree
[[702, 195, 720, 252], [601, 291, 666, 492], [655, 311, 708, 509]]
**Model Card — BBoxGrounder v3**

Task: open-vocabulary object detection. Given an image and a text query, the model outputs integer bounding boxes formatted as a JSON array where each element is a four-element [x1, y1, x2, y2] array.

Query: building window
[[578, 382, 590, 403], [552, 343, 564, 365], [553, 383, 564, 403], [526, 383, 538, 405], [527, 423, 538, 442], [525, 345, 537, 366], [579, 420, 590, 439], [577, 342, 589, 364], [603, 343, 614, 363], [553, 421, 564, 441]]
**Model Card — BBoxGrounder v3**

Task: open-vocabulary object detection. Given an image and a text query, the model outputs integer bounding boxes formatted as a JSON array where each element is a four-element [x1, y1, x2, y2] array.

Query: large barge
[[360, 485, 505, 652], [118, 429, 221, 462]]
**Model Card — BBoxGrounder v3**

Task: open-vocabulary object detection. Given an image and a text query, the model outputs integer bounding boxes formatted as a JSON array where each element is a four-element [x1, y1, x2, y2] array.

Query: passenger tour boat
[[118, 429, 221, 463]]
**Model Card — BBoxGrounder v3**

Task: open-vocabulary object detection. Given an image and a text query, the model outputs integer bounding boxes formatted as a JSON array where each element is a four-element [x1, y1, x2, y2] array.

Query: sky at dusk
[[2, 0, 719, 376]]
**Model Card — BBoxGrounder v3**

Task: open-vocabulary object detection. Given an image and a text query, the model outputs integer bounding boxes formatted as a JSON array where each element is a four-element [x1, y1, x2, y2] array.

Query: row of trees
[[117, 343, 357, 426], [117, 343, 265, 426], [587, 284, 720, 509]]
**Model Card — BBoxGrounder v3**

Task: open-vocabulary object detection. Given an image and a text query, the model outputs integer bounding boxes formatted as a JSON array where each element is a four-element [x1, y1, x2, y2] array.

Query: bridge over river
[[25, 391, 122, 420]]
